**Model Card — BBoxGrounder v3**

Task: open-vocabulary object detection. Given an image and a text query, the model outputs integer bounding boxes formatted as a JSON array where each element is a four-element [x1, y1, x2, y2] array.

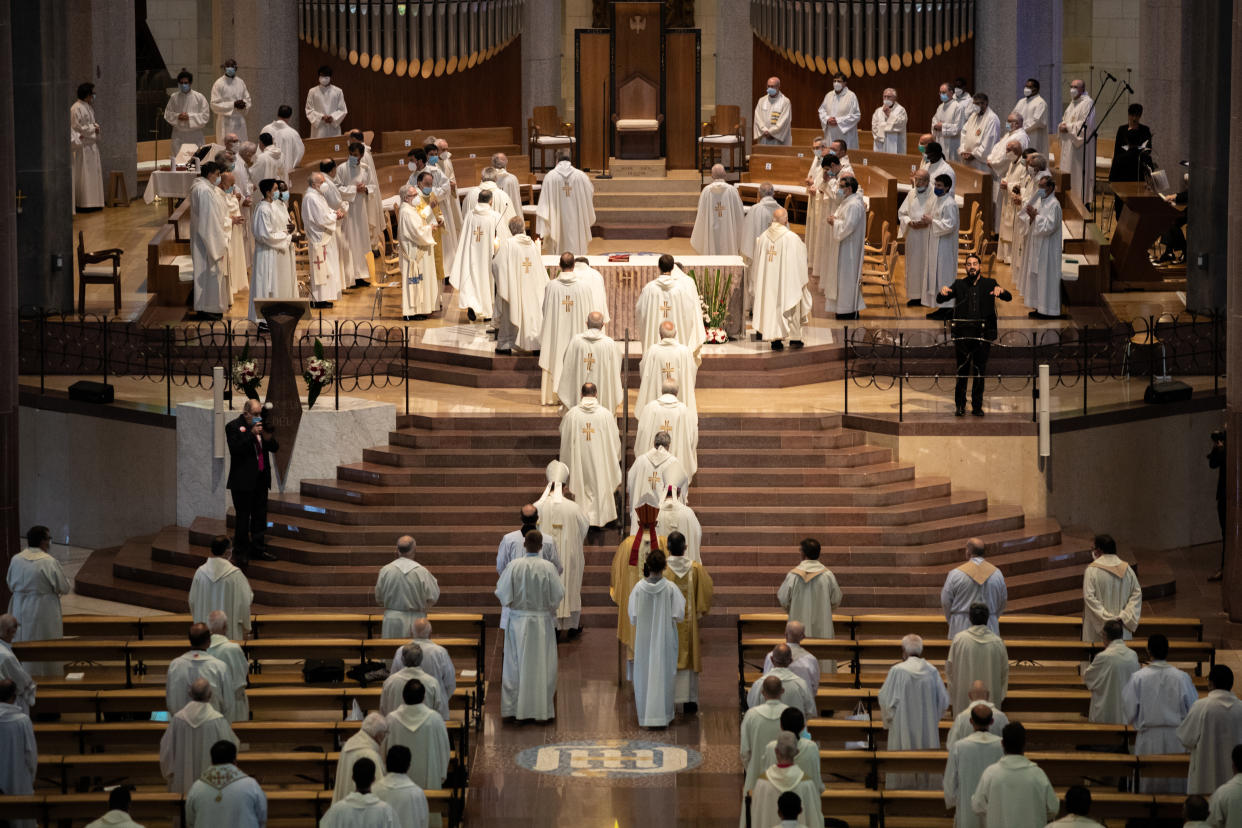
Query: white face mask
[[1023, 86, 1034, 97], [1070, 87, 1081, 99], [883, 97, 895, 107], [319, 76, 331, 87], [833, 81, 844, 93], [953, 87, 964, 97], [319, 181, 332, 194]]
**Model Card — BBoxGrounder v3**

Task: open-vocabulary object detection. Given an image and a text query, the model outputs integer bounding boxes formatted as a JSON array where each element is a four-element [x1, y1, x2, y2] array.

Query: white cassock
[[223, 192, 248, 298], [249, 146, 286, 187], [1210, 774, 1242, 827], [988, 134, 1028, 227], [389, 639, 456, 698], [804, 158, 826, 268], [209, 74, 251, 142], [159, 700, 237, 793], [691, 180, 746, 255], [1123, 660, 1200, 792], [496, 554, 564, 721], [534, 467, 590, 631], [6, 547, 70, 674], [495, 530, 561, 631], [398, 198, 439, 317], [778, 560, 842, 639], [425, 164, 460, 264], [637, 337, 697, 414], [357, 144, 384, 249], [941, 558, 1007, 638], [1082, 554, 1142, 642], [372, 772, 429, 828], [1059, 94, 1095, 204], [333, 731, 385, 802], [0, 641, 36, 714], [1178, 689, 1242, 795], [385, 702, 451, 790], [923, 191, 960, 308], [188, 556, 253, 640], [818, 88, 862, 147], [1013, 93, 1049, 157], [206, 634, 249, 723], [462, 181, 517, 226], [752, 222, 811, 343], [943, 731, 1003, 828], [536, 159, 596, 254], [249, 199, 293, 322], [1012, 172, 1040, 296], [945, 625, 1009, 717], [872, 103, 909, 153], [628, 575, 685, 727], [84, 811, 145, 828], [375, 558, 440, 638], [627, 447, 687, 532], [165, 90, 211, 158], [166, 651, 234, 721], [1082, 638, 1141, 724], [303, 186, 344, 303], [824, 191, 867, 314], [636, 269, 706, 356], [932, 96, 970, 161], [747, 667, 815, 719], [898, 186, 937, 305], [0, 702, 36, 828], [656, 492, 703, 564], [70, 100, 104, 208], [753, 92, 793, 145], [763, 643, 820, 700], [381, 665, 447, 719], [742, 196, 781, 270], [333, 161, 374, 284], [189, 178, 231, 313], [558, 396, 622, 527], [878, 656, 950, 789], [811, 177, 846, 285], [556, 328, 623, 412], [970, 754, 1058, 828], [186, 763, 267, 828], [741, 699, 789, 794], [944, 700, 1008, 749], [272, 198, 298, 295], [539, 271, 598, 404], [996, 160, 1027, 264], [923, 157, 957, 190], [635, 393, 699, 480], [495, 169, 524, 209], [958, 109, 1001, 176], [1023, 191, 1062, 316], [493, 232, 545, 352], [305, 83, 347, 138], [320, 793, 398, 828], [750, 763, 821, 828]]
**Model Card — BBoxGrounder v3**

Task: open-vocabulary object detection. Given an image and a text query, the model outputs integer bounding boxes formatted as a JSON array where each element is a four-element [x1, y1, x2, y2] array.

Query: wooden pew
[[739, 155, 891, 244], [52, 751, 332, 792], [146, 199, 192, 307], [301, 131, 376, 161], [880, 789, 1157, 825], [61, 615, 144, 639], [847, 612, 1205, 642], [379, 127, 515, 153]]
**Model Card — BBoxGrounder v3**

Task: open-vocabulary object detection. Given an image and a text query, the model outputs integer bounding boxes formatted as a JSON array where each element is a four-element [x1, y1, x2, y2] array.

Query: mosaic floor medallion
[[514, 739, 704, 779]]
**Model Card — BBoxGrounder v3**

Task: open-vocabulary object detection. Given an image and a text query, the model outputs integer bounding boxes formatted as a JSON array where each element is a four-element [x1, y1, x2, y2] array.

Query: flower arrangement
[[303, 338, 336, 409], [688, 267, 734, 344], [231, 346, 262, 400]]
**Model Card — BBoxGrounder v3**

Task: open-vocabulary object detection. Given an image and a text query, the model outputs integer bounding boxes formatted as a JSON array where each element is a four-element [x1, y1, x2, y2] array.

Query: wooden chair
[[612, 73, 663, 160], [863, 220, 891, 264], [860, 240, 901, 317], [528, 105, 576, 172], [698, 104, 746, 178], [374, 219, 402, 320], [77, 231, 123, 316]]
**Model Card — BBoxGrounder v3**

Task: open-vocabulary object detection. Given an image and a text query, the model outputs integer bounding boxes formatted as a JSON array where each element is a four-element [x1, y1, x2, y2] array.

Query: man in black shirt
[[936, 253, 1013, 416], [1109, 103, 1154, 218]]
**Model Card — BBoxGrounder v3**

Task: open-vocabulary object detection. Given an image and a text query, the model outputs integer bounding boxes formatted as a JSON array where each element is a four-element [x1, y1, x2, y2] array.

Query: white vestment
[[249, 199, 294, 322], [750, 763, 821, 828], [159, 700, 237, 793], [376, 558, 440, 638], [249, 146, 286, 189], [166, 650, 233, 720], [1178, 690, 1242, 795], [84, 811, 145, 828], [970, 754, 1059, 828], [539, 272, 600, 404], [627, 447, 687, 533], [804, 159, 827, 268], [1082, 555, 1142, 642], [760, 737, 824, 798], [223, 192, 248, 298], [691, 181, 746, 255], [878, 657, 950, 789], [496, 554, 564, 721], [635, 270, 706, 356], [70, 100, 104, 208], [752, 222, 811, 342], [320, 793, 398, 828], [899, 186, 937, 304], [1210, 773, 1242, 828], [305, 84, 347, 138], [871, 103, 909, 153], [958, 109, 1001, 175], [0, 641, 36, 714], [398, 198, 440, 316], [747, 667, 815, 720], [495, 169, 523, 209], [1012, 171, 1041, 297], [333, 161, 375, 285], [778, 560, 842, 639], [493, 233, 545, 351], [536, 160, 596, 254], [389, 639, 456, 699], [534, 475, 590, 630], [260, 120, 304, 170], [941, 559, 1007, 638], [381, 665, 447, 719], [209, 75, 251, 142], [1013, 93, 1049, 156], [462, 181, 517, 226], [944, 700, 1008, 749], [0, 702, 36, 827], [385, 702, 451, 790], [635, 394, 699, 481], [1123, 660, 1200, 792], [556, 328, 623, 412], [424, 164, 459, 265], [988, 129, 1029, 218], [189, 557, 253, 640], [6, 548, 70, 674], [741, 196, 782, 281], [558, 397, 622, 526], [923, 191, 960, 307], [495, 530, 561, 630], [165, 89, 211, 158], [1082, 638, 1141, 724], [628, 576, 685, 727], [741, 699, 789, 793], [206, 635, 249, 724], [372, 772, 429, 828], [333, 731, 385, 802], [811, 177, 846, 283], [185, 763, 267, 828], [656, 496, 703, 564], [1024, 192, 1063, 316], [824, 192, 867, 314], [945, 625, 1009, 717], [753, 92, 793, 145], [817, 88, 861, 147], [923, 157, 957, 190], [932, 95, 970, 161], [303, 186, 344, 302], [997, 159, 1028, 263], [1059, 95, 1096, 205], [449, 204, 510, 317], [190, 177, 231, 313], [637, 338, 697, 414], [944, 731, 1004, 828], [763, 643, 820, 700], [574, 261, 611, 322]]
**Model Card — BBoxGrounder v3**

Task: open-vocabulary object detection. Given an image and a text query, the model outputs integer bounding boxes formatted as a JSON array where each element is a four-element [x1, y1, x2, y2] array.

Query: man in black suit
[[226, 399, 279, 564], [937, 253, 1012, 417]]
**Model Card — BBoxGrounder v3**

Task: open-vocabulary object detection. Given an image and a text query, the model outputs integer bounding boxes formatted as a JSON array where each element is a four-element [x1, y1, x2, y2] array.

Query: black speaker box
[[68, 380, 114, 404], [1144, 380, 1193, 404]]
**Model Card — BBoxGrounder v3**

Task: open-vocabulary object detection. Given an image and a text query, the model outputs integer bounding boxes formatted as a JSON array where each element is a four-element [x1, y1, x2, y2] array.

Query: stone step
[[404, 412, 843, 432], [385, 427, 867, 451], [592, 192, 701, 209], [593, 206, 699, 224], [601, 161, 670, 179]]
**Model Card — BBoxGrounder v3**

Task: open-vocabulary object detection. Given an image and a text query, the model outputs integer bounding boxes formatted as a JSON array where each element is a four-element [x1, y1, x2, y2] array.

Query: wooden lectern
[[1109, 182, 1186, 290]]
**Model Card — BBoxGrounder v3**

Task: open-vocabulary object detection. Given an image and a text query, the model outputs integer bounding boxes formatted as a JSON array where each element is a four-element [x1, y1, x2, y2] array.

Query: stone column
[[217, 0, 300, 135], [715, 0, 750, 149], [1138, 0, 1191, 171], [68, 0, 138, 203], [523, 0, 562, 140], [975, 0, 1062, 129], [0, 0, 20, 608], [1185, 0, 1230, 313], [1222, 0, 1242, 620]]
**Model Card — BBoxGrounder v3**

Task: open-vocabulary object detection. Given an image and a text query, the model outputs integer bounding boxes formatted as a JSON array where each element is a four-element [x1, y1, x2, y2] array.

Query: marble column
[[12, 0, 74, 311], [0, 1, 20, 607], [68, 0, 138, 203], [974, 0, 1062, 131], [522, 0, 562, 138], [1222, 0, 1242, 621], [715, 0, 751, 150], [1138, 0, 1191, 172], [217, 0, 300, 135]]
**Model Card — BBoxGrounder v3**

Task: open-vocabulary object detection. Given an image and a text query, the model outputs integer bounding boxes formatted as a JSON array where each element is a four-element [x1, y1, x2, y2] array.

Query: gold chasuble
[[610, 503, 666, 654]]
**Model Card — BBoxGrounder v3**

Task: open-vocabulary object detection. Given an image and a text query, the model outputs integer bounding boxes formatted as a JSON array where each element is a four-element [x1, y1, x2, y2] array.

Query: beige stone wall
[[146, 0, 216, 98], [1061, 0, 1141, 139]]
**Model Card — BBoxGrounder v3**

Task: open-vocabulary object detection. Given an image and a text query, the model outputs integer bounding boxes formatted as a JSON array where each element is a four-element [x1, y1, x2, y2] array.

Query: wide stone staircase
[[81, 412, 1105, 625]]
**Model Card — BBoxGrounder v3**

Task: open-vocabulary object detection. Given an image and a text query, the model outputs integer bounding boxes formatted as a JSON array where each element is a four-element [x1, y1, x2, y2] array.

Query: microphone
[[1123, 81, 1135, 94], [1102, 70, 1117, 82]]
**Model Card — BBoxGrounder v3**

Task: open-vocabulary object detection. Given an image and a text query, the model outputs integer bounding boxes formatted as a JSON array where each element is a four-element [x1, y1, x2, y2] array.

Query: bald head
[[559, 252, 575, 271], [0, 614, 16, 641], [586, 311, 604, 330], [207, 610, 228, 635], [968, 679, 991, 702], [773, 207, 789, 226], [660, 379, 679, 396], [711, 164, 726, 181], [659, 320, 677, 339], [966, 538, 986, 558], [1005, 139, 1022, 154], [970, 703, 994, 730], [919, 132, 933, 147], [412, 618, 433, 639], [190, 677, 213, 702], [912, 169, 930, 188], [309, 171, 325, 188], [785, 620, 806, 644], [580, 382, 598, 398], [761, 675, 785, 700], [770, 643, 793, 668], [397, 535, 416, 558]]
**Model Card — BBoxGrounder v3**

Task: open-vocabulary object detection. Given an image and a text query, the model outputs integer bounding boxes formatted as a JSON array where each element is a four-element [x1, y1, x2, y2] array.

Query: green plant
[[688, 267, 733, 330]]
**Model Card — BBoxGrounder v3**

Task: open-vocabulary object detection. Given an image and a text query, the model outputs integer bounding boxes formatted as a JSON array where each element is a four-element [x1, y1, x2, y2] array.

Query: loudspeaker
[[68, 380, 114, 404], [1144, 380, 1193, 404]]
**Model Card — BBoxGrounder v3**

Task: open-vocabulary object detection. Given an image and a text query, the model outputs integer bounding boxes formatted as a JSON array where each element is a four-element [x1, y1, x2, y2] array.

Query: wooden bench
[[880, 788, 1158, 825], [380, 127, 515, 153], [301, 132, 377, 162], [146, 199, 192, 307], [739, 155, 892, 245]]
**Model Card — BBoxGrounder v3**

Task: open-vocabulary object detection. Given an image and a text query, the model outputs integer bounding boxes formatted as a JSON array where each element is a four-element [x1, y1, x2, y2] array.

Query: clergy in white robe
[[495, 506, 562, 631], [691, 166, 746, 255], [824, 179, 867, 316], [811, 158, 847, 285], [423, 157, 460, 266], [957, 96, 1002, 176], [1013, 80, 1049, 157], [332, 150, 376, 288], [941, 540, 1007, 638], [333, 714, 388, 802], [534, 461, 590, 633], [7, 528, 70, 675], [491, 153, 524, 209], [0, 617, 36, 714], [1012, 156, 1047, 296], [754, 79, 793, 145], [376, 537, 440, 639], [932, 83, 971, 161], [899, 171, 937, 306], [573, 259, 611, 322], [988, 123, 1030, 221], [656, 472, 702, 564], [206, 613, 249, 723], [748, 646, 816, 719], [83, 788, 146, 828], [763, 623, 820, 700], [878, 635, 951, 789], [556, 313, 622, 412], [396, 183, 440, 319], [462, 175, 518, 227], [637, 324, 698, 413], [664, 531, 712, 707], [1058, 80, 1095, 207], [801, 143, 827, 265], [1083, 620, 1142, 724], [218, 172, 248, 298], [818, 78, 862, 148], [636, 257, 706, 357], [741, 187, 782, 272], [750, 733, 822, 828], [260, 110, 304, 169], [304, 173, 345, 304], [539, 255, 600, 404], [372, 746, 429, 828], [1210, 763, 1242, 828], [250, 137, 286, 187], [944, 684, 1009, 749], [210, 62, 251, 143], [871, 90, 909, 153], [382, 648, 448, 720], [189, 169, 231, 315], [322, 757, 398, 828], [1023, 174, 1063, 317], [558, 386, 622, 527], [629, 549, 686, 727], [385, 680, 451, 791], [496, 531, 564, 721], [388, 620, 456, 699], [778, 539, 842, 639], [185, 741, 266, 828], [305, 69, 347, 138], [944, 709, 1004, 828], [1044, 787, 1107, 828], [0, 684, 36, 828], [922, 151, 957, 190], [71, 87, 104, 209], [248, 182, 293, 322], [997, 150, 1032, 264], [166, 626, 234, 721], [166, 74, 211, 159], [1082, 535, 1142, 642], [970, 724, 1059, 828], [627, 438, 688, 533], [493, 218, 545, 352], [741, 679, 790, 796], [636, 381, 699, 481], [188, 537, 252, 641], [759, 709, 824, 801], [1178, 667, 1242, 795], [536, 154, 596, 254], [1123, 634, 1200, 792], [752, 210, 811, 347], [160, 680, 238, 793], [944, 604, 1009, 717], [346, 131, 384, 248]]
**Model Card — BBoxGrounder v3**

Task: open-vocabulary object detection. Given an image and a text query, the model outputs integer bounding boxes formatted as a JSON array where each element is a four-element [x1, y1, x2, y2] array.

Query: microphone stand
[[1082, 79, 1129, 227], [1075, 69, 1112, 226]]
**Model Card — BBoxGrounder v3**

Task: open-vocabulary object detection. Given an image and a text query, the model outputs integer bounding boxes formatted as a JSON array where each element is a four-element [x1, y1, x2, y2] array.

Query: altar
[[542, 254, 747, 340]]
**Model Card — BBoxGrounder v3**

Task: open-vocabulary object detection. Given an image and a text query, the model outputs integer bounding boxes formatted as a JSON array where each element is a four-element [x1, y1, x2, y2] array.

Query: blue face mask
[[934, 186, 946, 197], [767, 87, 778, 98], [427, 156, 438, 165], [918, 145, 926, 155], [827, 169, 838, 178], [940, 92, 949, 102], [420, 186, 432, 196], [225, 185, 235, 194], [179, 83, 191, 94], [225, 67, 236, 78], [813, 148, 822, 158], [280, 190, 290, 202], [348, 156, 359, 166]]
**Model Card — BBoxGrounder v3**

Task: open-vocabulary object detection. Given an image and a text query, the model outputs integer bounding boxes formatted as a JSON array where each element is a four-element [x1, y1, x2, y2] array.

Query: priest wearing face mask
[[818, 74, 861, 149], [189, 163, 231, 320], [1012, 78, 1048, 157], [305, 65, 347, 138], [754, 76, 792, 146], [937, 253, 1012, 417], [210, 59, 251, 144], [166, 70, 211, 161], [958, 94, 1001, 176], [931, 80, 970, 162], [871, 88, 908, 153], [1058, 78, 1095, 209], [898, 169, 936, 308]]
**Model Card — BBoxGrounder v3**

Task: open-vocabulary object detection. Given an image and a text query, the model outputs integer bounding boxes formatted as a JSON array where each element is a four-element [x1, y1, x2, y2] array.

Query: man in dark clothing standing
[[225, 399, 279, 564], [1109, 103, 1154, 218], [937, 253, 1013, 417]]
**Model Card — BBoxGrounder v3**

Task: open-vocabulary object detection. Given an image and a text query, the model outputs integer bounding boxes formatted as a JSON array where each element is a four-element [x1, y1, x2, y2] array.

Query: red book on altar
[[607, 254, 630, 262]]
